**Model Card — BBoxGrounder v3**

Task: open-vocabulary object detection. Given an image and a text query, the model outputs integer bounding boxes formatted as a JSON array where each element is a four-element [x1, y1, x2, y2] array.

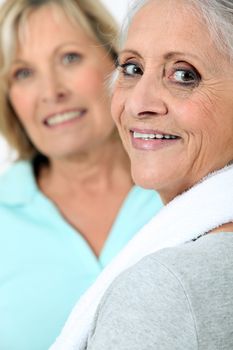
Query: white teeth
[[133, 131, 177, 140], [46, 111, 82, 126], [134, 132, 155, 139], [165, 135, 177, 139]]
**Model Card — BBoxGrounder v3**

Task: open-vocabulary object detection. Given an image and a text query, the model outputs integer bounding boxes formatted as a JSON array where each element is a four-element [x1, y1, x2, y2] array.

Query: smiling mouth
[[44, 110, 86, 126], [132, 131, 179, 140]]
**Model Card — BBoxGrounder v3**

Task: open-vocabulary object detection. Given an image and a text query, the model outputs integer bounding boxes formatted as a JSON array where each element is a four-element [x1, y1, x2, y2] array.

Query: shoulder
[[89, 246, 198, 349], [152, 231, 233, 277], [0, 160, 38, 205], [108, 232, 233, 293], [0, 160, 32, 188], [89, 233, 233, 349], [112, 233, 233, 311]]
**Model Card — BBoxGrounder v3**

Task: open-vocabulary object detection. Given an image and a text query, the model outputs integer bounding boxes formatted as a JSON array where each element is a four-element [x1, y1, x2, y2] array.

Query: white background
[[0, 0, 131, 173], [101, 0, 131, 24]]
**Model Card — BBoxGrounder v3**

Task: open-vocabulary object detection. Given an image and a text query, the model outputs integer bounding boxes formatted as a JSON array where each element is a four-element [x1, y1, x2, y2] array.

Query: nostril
[[57, 91, 66, 99], [57, 86, 71, 99], [138, 111, 158, 116], [42, 89, 69, 103], [137, 108, 168, 117]]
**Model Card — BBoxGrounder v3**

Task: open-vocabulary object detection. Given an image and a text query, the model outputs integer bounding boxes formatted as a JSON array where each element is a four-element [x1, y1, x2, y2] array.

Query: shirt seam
[[150, 257, 200, 349]]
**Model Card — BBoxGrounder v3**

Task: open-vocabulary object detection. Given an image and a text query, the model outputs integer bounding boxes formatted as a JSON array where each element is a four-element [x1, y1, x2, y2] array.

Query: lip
[[129, 128, 180, 151], [43, 108, 87, 127]]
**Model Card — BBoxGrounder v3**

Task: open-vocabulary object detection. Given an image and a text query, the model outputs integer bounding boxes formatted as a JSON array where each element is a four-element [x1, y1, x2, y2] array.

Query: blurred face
[[111, 0, 233, 203], [8, 4, 115, 160]]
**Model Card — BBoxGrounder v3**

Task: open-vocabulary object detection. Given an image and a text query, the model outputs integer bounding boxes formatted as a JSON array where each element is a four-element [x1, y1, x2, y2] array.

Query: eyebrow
[[163, 51, 200, 61], [10, 59, 28, 65], [118, 49, 142, 58], [119, 49, 200, 62]]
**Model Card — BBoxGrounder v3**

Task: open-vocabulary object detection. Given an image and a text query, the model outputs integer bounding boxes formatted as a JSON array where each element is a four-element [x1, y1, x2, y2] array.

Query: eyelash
[[170, 67, 201, 86], [117, 60, 201, 86], [117, 61, 143, 77]]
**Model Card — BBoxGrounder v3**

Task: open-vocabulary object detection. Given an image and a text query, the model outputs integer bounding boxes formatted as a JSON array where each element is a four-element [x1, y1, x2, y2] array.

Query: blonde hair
[[0, 0, 118, 160]]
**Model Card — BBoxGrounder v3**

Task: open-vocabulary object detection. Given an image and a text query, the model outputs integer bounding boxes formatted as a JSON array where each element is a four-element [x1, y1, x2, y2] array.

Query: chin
[[129, 153, 169, 186], [131, 168, 160, 191], [131, 162, 178, 200]]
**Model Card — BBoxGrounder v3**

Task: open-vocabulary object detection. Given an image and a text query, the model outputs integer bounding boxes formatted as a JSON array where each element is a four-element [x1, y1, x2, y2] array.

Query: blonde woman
[[0, 0, 162, 349]]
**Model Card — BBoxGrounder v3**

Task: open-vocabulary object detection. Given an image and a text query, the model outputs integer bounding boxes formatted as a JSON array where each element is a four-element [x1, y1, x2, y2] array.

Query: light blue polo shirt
[[0, 161, 162, 350]]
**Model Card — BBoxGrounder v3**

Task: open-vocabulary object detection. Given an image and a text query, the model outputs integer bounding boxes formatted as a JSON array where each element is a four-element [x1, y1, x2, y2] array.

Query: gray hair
[[120, 0, 233, 60]]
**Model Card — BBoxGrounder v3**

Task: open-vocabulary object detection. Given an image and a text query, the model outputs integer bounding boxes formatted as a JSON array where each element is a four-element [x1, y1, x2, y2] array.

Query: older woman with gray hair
[[50, 0, 233, 349]]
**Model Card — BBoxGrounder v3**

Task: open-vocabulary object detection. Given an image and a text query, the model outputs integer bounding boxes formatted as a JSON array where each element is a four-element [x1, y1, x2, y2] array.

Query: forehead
[[16, 4, 93, 51], [125, 0, 221, 63]]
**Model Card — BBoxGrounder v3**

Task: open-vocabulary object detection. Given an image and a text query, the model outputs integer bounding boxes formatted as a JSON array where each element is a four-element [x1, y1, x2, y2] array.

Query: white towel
[[50, 164, 233, 350]]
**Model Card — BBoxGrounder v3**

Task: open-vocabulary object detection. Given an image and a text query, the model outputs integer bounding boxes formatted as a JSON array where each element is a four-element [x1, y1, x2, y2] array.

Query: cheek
[[174, 96, 215, 134], [9, 88, 33, 122], [73, 66, 107, 97]]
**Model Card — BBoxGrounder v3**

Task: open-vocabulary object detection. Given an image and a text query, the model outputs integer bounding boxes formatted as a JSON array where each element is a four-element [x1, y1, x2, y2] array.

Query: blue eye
[[63, 52, 81, 65], [119, 62, 143, 77], [13, 68, 32, 81]]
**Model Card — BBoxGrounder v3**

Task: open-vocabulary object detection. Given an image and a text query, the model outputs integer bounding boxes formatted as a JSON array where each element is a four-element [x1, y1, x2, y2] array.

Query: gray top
[[87, 233, 233, 350]]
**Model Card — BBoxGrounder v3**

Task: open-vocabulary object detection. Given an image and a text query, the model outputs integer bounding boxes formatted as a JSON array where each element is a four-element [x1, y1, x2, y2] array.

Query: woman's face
[[8, 5, 115, 160], [112, 0, 233, 203]]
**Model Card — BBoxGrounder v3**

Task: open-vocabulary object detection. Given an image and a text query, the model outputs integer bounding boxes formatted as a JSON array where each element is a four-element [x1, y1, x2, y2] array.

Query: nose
[[125, 73, 168, 119], [40, 70, 70, 103]]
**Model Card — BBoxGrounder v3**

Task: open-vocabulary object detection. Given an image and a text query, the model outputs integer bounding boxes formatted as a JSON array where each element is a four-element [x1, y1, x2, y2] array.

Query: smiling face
[[111, 0, 233, 203], [8, 4, 115, 160]]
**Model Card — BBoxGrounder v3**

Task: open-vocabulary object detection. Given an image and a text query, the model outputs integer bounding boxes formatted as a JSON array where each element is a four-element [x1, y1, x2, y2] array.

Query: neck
[[210, 222, 233, 234], [38, 138, 132, 194]]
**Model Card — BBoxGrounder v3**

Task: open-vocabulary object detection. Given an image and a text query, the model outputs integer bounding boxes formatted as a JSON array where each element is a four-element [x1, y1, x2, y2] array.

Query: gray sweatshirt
[[87, 233, 233, 349]]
